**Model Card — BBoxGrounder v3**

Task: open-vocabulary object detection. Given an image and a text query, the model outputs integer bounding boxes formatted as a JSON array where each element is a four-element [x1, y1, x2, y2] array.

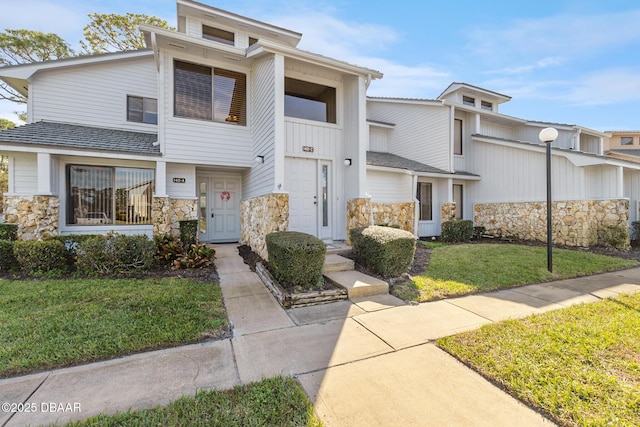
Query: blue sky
[[2, 0, 640, 131]]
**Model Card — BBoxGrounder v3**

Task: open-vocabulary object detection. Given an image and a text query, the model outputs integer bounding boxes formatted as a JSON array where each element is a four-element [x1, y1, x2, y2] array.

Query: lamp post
[[538, 127, 558, 273]]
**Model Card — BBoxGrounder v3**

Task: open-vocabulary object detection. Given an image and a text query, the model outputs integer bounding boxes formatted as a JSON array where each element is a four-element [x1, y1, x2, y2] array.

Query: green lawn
[[437, 292, 640, 427], [0, 277, 227, 377], [392, 244, 638, 302], [66, 376, 322, 427]]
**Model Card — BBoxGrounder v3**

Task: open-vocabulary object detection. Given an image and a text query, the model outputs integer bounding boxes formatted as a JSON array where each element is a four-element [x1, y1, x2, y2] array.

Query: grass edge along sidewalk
[[392, 243, 638, 302], [0, 277, 228, 378], [438, 292, 640, 427]]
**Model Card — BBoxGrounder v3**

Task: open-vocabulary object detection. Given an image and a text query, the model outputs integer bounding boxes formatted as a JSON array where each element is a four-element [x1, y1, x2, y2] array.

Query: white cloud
[[565, 68, 640, 106]]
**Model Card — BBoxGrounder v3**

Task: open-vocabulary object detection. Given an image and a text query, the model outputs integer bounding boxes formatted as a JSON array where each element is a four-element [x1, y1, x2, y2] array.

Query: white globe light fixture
[[538, 127, 558, 273]]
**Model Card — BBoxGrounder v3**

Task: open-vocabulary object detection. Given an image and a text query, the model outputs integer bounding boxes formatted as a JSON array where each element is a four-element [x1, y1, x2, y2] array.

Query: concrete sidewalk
[[2, 244, 639, 426]]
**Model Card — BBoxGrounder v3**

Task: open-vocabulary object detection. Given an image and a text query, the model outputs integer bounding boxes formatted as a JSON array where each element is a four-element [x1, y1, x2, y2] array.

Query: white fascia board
[[367, 164, 481, 180], [140, 24, 246, 57], [0, 144, 161, 162], [176, 0, 302, 47], [0, 50, 153, 80], [249, 41, 383, 79], [368, 97, 443, 107], [473, 135, 640, 170]]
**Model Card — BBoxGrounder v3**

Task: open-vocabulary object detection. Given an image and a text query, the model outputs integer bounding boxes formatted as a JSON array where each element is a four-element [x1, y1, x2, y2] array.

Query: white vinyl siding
[[30, 56, 157, 132], [479, 121, 519, 140], [469, 140, 586, 202], [10, 153, 38, 194], [585, 165, 620, 199], [162, 54, 252, 166], [367, 170, 412, 203], [166, 163, 196, 198], [369, 127, 388, 152], [367, 101, 450, 171], [244, 56, 277, 199]]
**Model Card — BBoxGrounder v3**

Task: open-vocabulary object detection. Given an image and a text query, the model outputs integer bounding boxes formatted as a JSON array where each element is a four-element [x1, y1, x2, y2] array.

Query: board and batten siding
[[161, 54, 252, 166], [367, 170, 413, 203], [515, 127, 575, 149], [367, 101, 450, 171], [244, 56, 277, 199], [31, 56, 157, 132], [479, 121, 519, 140], [469, 141, 586, 203], [585, 165, 620, 199], [284, 121, 341, 158]]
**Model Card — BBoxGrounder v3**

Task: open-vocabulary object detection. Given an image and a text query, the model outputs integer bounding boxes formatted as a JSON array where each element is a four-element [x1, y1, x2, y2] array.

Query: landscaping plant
[[350, 225, 416, 278]]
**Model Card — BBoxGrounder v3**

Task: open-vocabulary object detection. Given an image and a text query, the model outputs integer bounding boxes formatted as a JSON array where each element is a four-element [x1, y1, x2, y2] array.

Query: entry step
[[323, 254, 355, 273], [324, 270, 389, 298]]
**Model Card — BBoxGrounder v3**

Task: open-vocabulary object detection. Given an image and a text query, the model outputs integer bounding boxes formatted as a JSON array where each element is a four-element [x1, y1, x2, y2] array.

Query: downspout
[[573, 128, 581, 151], [412, 174, 419, 237], [447, 102, 455, 172]]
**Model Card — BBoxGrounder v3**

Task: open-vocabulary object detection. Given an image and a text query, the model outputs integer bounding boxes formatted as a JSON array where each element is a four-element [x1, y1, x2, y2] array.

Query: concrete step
[[323, 254, 355, 273], [324, 270, 389, 299], [325, 241, 351, 255]]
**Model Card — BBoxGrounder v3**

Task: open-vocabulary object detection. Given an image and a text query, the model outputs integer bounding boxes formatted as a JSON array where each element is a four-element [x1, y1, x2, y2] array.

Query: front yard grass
[[437, 292, 640, 427], [392, 243, 638, 302], [67, 376, 322, 427], [0, 277, 227, 378]]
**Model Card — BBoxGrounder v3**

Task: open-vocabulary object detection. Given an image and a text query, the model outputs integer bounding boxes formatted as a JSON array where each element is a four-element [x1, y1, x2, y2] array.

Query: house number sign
[[172, 178, 186, 183], [302, 146, 314, 153]]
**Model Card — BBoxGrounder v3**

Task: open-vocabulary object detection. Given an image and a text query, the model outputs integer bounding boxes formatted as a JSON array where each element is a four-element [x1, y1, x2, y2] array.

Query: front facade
[[1, 1, 639, 251], [0, 0, 381, 258]]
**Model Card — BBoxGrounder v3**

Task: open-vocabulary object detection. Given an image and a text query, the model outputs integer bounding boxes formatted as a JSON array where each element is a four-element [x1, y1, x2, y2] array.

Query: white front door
[[198, 175, 241, 243], [286, 158, 332, 239]]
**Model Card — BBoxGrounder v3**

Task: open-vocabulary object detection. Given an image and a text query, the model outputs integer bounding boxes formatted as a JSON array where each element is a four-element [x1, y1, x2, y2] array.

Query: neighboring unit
[[1, 0, 639, 253]]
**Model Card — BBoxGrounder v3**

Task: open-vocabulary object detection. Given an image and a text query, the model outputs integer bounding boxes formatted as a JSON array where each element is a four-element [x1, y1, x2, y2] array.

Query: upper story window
[[454, 119, 463, 155], [203, 25, 234, 46], [174, 60, 246, 126], [285, 77, 336, 124], [481, 100, 493, 111], [127, 95, 157, 125], [621, 137, 634, 145], [462, 96, 475, 107], [249, 37, 258, 46]]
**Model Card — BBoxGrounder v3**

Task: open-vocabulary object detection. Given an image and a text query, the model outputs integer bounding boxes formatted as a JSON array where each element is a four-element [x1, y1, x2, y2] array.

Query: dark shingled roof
[[608, 149, 640, 157], [0, 121, 160, 155], [367, 151, 478, 176]]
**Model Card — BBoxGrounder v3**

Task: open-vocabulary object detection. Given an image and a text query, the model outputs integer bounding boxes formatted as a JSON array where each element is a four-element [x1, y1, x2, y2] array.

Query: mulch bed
[[237, 245, 343, 293]]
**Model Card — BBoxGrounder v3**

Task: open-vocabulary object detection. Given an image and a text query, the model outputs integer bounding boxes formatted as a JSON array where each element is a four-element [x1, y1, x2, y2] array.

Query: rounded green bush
[[350, 225, 416, 278], [266, 231, 326, 289], [14, 240, 68, 275]]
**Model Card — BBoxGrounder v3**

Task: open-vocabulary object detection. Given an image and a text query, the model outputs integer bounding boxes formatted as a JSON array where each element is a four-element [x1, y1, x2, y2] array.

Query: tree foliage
[[0, 29, 74, 103], [81, 13, 173, 54], [0, 118, 15, 130]]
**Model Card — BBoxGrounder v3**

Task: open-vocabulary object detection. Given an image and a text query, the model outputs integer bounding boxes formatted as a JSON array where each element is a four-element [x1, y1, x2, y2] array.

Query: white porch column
[[155, 160, 168, 197], [273, 53, 286, 192], [616, 166, 624, 198], [36, 152, 52, 195]]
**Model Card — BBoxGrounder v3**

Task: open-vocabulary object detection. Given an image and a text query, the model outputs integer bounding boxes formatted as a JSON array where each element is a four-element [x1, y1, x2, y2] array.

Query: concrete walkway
[[2, 244, 639, 426]]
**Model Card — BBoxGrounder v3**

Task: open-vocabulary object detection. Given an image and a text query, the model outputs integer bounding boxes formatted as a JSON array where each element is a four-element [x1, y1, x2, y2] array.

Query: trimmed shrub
[[179, 220, 198, 247], [441, 219, 473, 243], [14, 240, 68, 276], [155, 233, 184, 267], [602, 225, 629, 249], [49, 234, 103, 269], [350, 225, 416, 278], [631, 221, 640, 244], [473, 226, 486, 240], [76, 233, 156, 275], [0, 223, 18, 241], [266, 231, 326, 289], [0, 240, 16, 271]]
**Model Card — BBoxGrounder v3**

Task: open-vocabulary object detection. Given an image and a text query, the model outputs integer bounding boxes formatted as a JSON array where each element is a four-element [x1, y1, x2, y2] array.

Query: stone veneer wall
[[441, 203, 457, 222], [346, 198, 373, 244], [474, 199, 630, 247], [240, 193, 289, 260], [4, 195, 60, 241], [152, 197, 198, 238], [371, 202, 415, 233]]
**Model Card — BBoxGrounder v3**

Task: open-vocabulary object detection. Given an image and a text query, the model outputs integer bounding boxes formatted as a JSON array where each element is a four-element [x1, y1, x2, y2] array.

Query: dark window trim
[[127, 95, 157, 125], [417, 182, 433, 221], [202, 25, 234, 46]]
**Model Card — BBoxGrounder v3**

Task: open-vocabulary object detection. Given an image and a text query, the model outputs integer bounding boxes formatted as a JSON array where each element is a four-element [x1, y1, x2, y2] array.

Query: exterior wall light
[[254, 155, 264, 164], [344, 158, 352, 166]]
